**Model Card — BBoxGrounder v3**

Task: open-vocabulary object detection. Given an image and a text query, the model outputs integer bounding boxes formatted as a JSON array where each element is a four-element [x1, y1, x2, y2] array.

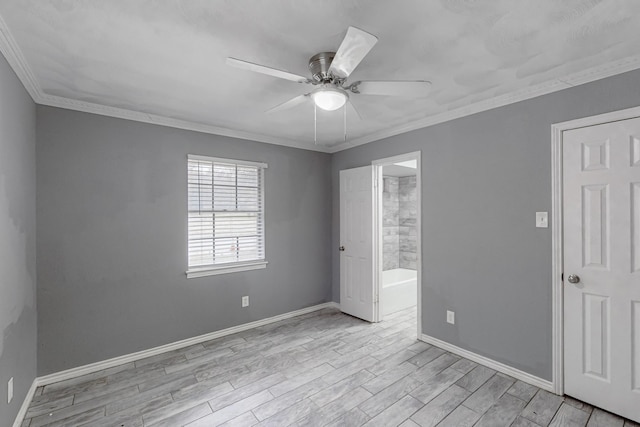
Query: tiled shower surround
[[383, 177, 400, 270], [383, 176, 417, 270]]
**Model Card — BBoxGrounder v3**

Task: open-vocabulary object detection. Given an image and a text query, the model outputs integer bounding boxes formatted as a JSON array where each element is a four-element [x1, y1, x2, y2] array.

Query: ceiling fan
[[226, 26, 432, 117]]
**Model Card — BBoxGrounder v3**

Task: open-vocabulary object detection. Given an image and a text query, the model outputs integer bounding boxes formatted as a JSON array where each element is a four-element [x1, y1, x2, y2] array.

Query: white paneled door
[[340, 166, 375, 322], [563, 117, 640, 423]]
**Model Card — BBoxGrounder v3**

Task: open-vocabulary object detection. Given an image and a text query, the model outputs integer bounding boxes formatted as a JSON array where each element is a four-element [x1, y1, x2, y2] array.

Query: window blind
[[187, 155, 265, 270]]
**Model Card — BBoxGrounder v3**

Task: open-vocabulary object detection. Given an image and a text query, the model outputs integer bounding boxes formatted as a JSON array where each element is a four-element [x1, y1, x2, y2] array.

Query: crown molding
[[326, 79, 571, 152], [0, 12, 331, 153], [326, 54, 640, 153], [1, 8, 639, 155], [37, 93, 331, 153], [559, 54, 640, 87], [0, 12, 42, 100]]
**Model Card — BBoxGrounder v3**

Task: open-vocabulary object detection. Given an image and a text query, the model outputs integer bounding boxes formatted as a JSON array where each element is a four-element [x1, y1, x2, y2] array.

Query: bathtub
[[382, 268, 417, 316]]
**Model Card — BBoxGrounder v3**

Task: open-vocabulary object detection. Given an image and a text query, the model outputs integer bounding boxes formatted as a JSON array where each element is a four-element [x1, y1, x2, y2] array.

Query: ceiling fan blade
[[265, 94, 309, 114], [353, 80, 432, 97], [328, 26, 378, 80], [227, 57, 310, 83]]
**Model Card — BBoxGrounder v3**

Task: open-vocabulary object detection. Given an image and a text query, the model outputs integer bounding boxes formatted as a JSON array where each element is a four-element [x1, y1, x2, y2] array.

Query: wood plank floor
[[22, 307, 638, 427]]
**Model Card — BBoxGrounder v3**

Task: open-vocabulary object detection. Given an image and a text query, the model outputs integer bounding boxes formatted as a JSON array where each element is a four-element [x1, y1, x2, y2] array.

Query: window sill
[[186, 261, 268, 278]]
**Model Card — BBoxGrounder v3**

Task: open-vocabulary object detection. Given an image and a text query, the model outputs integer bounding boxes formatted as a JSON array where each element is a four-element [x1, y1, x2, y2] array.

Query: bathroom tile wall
[[383, 175, 417, 271], [399, 176, 417, 270], [383, 176, 399, 270]]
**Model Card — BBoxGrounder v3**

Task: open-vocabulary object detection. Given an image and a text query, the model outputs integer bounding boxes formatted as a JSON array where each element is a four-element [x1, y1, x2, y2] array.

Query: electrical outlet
[[446, 310, 455, 325], [242, 296, 249, 307], [7, 377, 13, 404]]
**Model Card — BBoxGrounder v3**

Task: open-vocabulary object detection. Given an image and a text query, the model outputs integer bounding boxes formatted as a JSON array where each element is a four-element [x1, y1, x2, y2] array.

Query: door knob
[[567, 274, 580, 284], [339, 246, 345, 251]]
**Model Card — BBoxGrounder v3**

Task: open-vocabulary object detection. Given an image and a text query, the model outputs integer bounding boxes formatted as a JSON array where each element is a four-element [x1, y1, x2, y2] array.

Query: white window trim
[[186, 154, 267, 278], [187, 154, 268, 169], [186, 260, 268, 278]]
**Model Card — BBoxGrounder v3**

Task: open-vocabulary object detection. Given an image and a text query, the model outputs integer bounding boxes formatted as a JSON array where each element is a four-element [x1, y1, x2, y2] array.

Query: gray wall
[[0, 53, 37, 424], [37, 107, 332, 375], [332, 69, 640, 381]]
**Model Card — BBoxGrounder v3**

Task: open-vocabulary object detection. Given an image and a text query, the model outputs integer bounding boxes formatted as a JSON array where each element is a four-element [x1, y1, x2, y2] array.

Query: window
[[186, 154, 267, 277]]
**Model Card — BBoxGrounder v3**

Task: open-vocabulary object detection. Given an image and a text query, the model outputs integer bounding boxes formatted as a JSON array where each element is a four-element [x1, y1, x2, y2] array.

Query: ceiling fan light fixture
[[311, 86, 348, 111]]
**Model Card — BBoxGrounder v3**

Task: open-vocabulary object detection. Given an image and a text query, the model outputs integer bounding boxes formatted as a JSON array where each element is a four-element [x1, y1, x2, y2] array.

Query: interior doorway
[[338, 151, 421, 336], [373, 152, 421, 337], [552, 106, 640, 423]]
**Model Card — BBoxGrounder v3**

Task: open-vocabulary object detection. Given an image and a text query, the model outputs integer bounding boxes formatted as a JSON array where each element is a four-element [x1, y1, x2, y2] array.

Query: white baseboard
[[420, 334, 554, 393], [12, 379, 37, 427], [36, 302, 339, 387]]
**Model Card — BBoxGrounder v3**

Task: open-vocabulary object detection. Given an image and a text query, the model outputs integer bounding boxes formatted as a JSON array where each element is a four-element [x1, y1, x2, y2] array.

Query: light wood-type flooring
[[21, 307, 638, 427]]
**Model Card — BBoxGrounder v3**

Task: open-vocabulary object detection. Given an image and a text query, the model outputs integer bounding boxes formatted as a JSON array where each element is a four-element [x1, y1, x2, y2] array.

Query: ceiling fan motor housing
[[309, 52, 336, 82]]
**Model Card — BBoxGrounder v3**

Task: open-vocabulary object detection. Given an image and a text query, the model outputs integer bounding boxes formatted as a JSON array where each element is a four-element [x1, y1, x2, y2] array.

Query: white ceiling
[[1, 1, 639, 152]]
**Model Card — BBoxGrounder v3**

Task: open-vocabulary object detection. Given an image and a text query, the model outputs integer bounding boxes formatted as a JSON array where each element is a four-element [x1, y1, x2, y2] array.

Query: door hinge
[[561, 273, 564, 282]]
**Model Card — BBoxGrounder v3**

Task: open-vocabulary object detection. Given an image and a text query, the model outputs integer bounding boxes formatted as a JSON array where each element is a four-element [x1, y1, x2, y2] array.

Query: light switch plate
[[241, 296, 249, 307], [446, 310, 455, 325], [536, 212, 548, 228]]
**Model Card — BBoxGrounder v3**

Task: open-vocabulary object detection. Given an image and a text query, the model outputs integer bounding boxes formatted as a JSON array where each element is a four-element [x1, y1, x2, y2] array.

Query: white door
[[340, 166, 375, 322], [563, 116, 640, 423]]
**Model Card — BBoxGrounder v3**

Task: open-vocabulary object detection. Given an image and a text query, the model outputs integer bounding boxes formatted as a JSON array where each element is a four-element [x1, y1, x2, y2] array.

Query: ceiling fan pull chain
[[343, 103, 347, 142], [314, 102, 317, 144]]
